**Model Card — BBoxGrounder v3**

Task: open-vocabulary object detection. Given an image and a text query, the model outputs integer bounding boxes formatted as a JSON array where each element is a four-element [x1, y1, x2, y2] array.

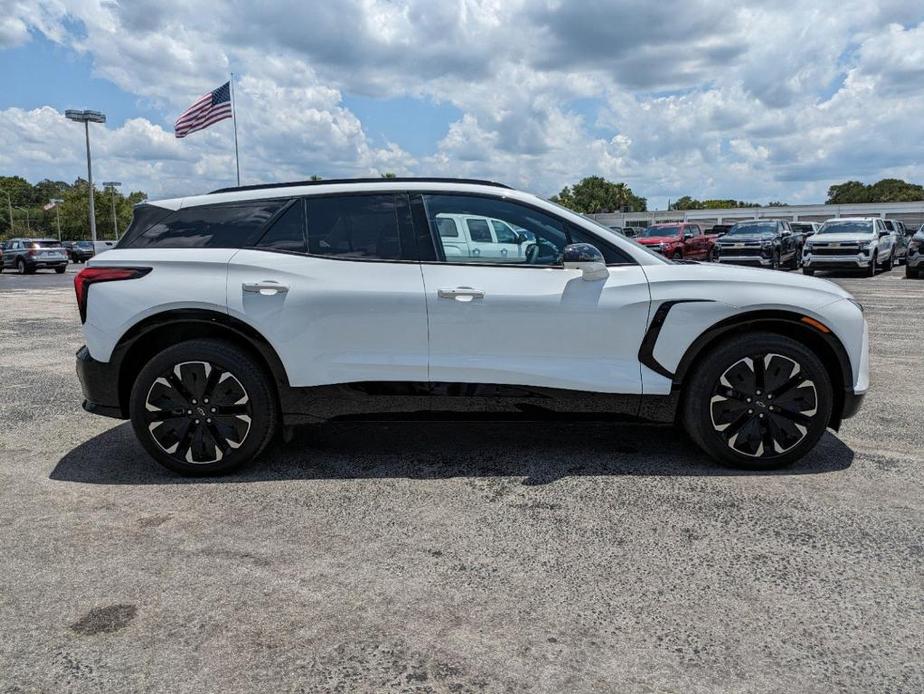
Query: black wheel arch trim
[[637, 300, 715, 379], [103, 309, 291, 418], [669, 309, 857, 429]]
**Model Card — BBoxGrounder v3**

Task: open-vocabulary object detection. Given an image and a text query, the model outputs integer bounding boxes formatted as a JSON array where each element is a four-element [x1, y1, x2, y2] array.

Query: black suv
[[1, 238, 68, 274], [63, 240, 95, 263], [715, 220, 800, 270]]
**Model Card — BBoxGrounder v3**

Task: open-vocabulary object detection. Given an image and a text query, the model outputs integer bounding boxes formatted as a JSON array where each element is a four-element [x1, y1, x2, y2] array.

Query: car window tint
[[256, 201, 306, 253], [423, 194, 570, 265], [566, 225, 632, 264], [491, 220, 517, 244], [127, 201, 284, 248], [436, 218, 459, 238], [307, 194, 401, 260], [466, 218, 492, 243]]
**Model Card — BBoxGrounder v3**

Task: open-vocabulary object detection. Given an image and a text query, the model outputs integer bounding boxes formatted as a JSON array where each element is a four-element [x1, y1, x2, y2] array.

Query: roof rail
[[209, 177, 511, 195]]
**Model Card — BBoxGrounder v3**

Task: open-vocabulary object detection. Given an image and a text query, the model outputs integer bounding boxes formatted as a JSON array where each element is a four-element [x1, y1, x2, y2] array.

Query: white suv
[[74, 178, 869, 474], [802, 217, 897, 276]]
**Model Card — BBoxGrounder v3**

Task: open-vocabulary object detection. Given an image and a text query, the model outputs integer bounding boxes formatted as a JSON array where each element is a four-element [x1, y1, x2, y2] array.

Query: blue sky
[[1, 2, 923, 207]]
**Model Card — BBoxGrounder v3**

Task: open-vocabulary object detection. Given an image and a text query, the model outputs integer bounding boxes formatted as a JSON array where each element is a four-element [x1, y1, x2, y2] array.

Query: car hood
[[636, 235, 679, 244], [808, 233, 876, 244], [643, 260, 853, 306]]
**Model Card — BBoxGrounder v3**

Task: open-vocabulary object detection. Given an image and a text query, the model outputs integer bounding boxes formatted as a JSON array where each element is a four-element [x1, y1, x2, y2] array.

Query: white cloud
[[2, 0, 924, 208]]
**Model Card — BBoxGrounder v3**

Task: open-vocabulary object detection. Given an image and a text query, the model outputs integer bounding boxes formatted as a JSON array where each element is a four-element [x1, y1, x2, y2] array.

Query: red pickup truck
[[634, 222, 718, 261]]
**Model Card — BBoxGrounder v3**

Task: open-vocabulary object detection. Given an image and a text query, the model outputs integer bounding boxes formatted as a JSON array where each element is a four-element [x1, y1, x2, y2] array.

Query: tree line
[[0, 175, 147, 241]]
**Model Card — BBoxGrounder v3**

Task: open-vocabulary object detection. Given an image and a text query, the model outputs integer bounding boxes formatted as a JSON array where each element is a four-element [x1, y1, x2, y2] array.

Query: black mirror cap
[[563, 243, 605, 264]]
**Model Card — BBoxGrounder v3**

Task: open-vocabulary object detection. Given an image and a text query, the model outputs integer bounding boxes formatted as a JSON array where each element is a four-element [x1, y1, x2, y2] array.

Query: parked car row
[[802, 217, 915, 277], [0, 238, 115, 273], [610, 217, 922, 278]]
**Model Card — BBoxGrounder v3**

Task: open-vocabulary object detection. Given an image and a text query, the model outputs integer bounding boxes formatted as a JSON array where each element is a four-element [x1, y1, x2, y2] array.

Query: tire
[[682, 332, 833, 470], [129, 339, 278, 475], [672, 250, 683, 260], [54, 266, 66, 274], [802, 267, 815, 276], [17, 258, 29, 275], [866, 255, 876, 277], [883, 251, 894, 272], [907, 264, 919, 279], [770, 252, 780, 270], [709, 247, 718, 262]]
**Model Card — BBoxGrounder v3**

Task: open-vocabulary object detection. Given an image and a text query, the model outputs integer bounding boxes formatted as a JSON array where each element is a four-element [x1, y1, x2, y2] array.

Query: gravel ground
[[0, 264, 921, 693]]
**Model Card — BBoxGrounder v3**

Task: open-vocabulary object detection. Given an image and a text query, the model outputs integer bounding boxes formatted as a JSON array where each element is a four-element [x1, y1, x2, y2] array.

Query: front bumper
[[803, 252, 871, 269], [76, 345, 125, 419]]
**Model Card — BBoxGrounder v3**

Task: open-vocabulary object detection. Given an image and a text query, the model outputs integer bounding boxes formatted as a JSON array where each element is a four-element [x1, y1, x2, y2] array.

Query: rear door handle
[[438, 287, 485, 301], [243, 281, 289, 295]]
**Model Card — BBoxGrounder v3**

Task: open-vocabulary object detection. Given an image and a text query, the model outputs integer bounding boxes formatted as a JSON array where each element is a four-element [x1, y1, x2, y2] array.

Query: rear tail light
[[74, 266, 151, 323]]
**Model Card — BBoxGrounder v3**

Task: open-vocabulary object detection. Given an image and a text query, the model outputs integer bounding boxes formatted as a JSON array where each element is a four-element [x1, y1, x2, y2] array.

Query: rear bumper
[[76, 345, 126, 419]]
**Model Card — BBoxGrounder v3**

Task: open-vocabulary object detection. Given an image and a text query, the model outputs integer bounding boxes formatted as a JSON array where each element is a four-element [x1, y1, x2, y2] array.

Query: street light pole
[[65, 109, 107, 244], [50, 198, 64, 241], [3, 190, 12, 234], [102, 181, 122, 239]]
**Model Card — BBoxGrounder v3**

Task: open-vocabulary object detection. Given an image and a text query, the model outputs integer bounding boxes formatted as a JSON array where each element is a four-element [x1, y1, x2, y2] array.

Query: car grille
[[719, 244, 763, 257], [811, 244, 861, 256]]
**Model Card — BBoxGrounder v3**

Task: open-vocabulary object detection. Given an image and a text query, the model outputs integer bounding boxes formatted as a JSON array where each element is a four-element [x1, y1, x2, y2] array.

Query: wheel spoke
[[711, 351, 818, 458]]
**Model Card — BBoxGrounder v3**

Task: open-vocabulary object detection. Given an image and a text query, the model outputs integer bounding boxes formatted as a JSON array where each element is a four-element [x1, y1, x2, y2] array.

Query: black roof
[[209, 177, 511, 195]]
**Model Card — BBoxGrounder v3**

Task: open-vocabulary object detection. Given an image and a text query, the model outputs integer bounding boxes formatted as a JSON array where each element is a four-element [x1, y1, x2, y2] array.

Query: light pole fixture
[[50, 198, 64, 241], [102, 181, 122, 239], [2, 190, 12, 234], [65, 109, 106, 243]]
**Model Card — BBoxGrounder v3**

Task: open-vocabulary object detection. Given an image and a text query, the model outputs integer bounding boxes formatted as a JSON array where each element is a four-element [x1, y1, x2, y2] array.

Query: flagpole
[[230, 72, 241, 186]]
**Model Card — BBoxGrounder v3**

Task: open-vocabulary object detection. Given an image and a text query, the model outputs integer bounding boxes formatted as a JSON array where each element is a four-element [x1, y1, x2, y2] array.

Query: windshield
[[76, 241, 93, 248], [30, 239, 62, 248], [818, 221, 874, 235], [726, 222, 777, 236], [791, 223, 814, 233], [639, 225, 680, 237]]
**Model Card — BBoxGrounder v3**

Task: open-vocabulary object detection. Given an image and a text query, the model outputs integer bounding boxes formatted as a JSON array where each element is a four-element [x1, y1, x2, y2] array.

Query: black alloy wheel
[[683, 332, 832, 469], [130, 339, 277, 475]]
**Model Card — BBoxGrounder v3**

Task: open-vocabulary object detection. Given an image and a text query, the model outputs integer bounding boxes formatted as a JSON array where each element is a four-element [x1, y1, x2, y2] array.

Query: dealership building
[[591, 200, 924, 230]]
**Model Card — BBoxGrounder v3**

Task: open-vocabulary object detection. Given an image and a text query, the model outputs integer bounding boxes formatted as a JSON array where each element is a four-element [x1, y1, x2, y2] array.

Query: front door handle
[[438, 286, 485, 302], [243, 281, 289, 295]]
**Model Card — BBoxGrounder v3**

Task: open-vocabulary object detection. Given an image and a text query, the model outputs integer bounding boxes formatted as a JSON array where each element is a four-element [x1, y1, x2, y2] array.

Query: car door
[[416, 192, 650, 395], [226, 193, 429, 387]]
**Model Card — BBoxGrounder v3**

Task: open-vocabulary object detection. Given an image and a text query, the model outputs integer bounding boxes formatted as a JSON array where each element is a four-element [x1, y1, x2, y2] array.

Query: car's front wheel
[[682, 332, 833, 470], [129, 339, 278, 475]]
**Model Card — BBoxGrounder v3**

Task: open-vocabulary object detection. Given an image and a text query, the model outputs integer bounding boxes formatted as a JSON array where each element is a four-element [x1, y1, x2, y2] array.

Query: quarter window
[[307, 194, 401, 260], [126, 201, 285, 249]]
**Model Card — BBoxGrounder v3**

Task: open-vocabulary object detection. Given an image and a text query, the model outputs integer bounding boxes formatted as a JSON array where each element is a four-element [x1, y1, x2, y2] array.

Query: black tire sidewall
[[129, 339, 278, 475], [682, 332, 834, 470]]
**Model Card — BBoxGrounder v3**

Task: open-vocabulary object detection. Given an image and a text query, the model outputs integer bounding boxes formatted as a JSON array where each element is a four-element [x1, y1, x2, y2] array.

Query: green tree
[[380, 171, 397, 178], [826, 180, 870, 204], [550, 176, 646, 213]]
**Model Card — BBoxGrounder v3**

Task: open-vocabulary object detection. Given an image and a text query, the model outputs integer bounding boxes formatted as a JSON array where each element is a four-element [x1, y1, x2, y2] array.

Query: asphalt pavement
[[0, 263, 921, 693]]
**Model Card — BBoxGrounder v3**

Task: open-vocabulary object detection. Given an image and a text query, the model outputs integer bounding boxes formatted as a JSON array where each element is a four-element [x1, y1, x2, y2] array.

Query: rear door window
[[255, 200, 306, 253], [306, 194, 402, 260]]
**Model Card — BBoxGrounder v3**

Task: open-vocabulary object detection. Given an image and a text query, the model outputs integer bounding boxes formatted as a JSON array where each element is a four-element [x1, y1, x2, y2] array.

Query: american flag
[[175, 82, 233, 138]]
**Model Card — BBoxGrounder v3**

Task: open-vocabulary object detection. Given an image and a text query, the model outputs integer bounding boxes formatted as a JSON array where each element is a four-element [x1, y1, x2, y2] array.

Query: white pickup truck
[[434, 213, 537, 263]]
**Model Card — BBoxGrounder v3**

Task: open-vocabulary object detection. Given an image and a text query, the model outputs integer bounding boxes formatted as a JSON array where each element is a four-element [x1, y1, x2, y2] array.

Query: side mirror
[[515, 232, 528, 244], [563, 243, 608, 281], [878, 230, 889, 237], [683, 232, 693, 239]]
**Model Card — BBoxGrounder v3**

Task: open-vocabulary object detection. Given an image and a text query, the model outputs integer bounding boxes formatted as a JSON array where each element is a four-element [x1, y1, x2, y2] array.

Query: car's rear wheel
[[55, 266, 66, 274], [17, 258, 27, 274], [802, 267, 814, 276], [130, 339, 278, 475], [907, 264, 920, 279], [682, 332, 833, 470]]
